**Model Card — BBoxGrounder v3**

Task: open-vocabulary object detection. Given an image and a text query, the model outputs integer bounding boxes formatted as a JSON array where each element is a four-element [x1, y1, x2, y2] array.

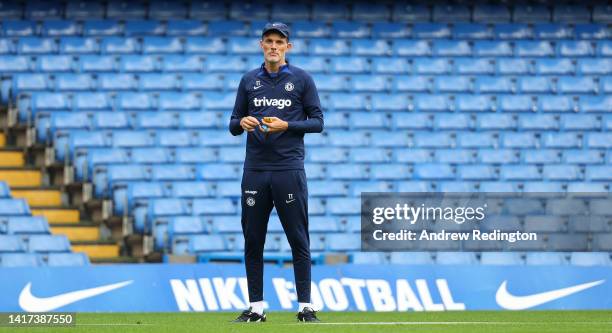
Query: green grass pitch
[[3, 311, 611, 333]]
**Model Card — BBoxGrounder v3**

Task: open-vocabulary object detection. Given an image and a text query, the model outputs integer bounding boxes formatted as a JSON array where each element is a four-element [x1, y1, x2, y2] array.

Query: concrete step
[[11, 189, 62, 207], [31, 208, 80, 224], [0, 151, 24, 167], [0, 170, 41, 187]]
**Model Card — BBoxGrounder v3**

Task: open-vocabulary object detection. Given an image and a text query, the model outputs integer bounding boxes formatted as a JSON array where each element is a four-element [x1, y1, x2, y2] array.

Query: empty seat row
[[2, 36, 611, 57], [352, 251, 612, 266], [0, 216, 50, 234], [0, 234, 71, 253], [2, 55, 611, 76], [0, 252, 89, 267]]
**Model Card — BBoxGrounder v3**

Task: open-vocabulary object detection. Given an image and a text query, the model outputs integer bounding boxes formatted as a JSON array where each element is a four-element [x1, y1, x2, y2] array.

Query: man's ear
[[286, 42, 293, 51]]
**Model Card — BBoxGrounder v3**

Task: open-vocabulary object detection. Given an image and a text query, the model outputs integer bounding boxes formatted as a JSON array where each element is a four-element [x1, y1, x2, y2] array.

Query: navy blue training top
[[229, 63, 324, 171]]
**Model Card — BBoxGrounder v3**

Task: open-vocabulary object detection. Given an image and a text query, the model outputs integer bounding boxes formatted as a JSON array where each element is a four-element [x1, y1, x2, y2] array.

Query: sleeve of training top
[[287, 74, 324, 134], [229, 76, 248, 136]]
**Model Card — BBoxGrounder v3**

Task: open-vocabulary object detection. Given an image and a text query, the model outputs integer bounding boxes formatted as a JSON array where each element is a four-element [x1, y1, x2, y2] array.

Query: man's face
[[260, 32, 292, 64]]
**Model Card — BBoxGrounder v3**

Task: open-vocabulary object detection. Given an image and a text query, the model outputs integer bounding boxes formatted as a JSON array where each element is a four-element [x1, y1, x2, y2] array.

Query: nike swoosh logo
[[19, 280, 133, 312], [496, 279, 604, 310], [286, 199, 296, 204], [254, 85, 262, 90]]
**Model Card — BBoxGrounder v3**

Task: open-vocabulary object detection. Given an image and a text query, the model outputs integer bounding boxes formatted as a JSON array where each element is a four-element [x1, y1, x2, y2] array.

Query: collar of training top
[[257, 62, 292, 78]]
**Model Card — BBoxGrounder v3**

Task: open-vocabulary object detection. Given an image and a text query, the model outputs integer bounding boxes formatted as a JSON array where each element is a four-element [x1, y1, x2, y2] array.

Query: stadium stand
[[0, 1, 610, 267]]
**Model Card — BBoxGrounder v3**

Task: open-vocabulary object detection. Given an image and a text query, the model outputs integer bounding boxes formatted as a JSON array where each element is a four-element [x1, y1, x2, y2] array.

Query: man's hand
[[240, 116, 260, 132], [259, 117, 288, 133]]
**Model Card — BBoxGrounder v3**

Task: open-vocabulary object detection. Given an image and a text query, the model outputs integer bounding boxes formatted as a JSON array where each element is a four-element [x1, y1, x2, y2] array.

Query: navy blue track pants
[[240, 169, 311, 304]]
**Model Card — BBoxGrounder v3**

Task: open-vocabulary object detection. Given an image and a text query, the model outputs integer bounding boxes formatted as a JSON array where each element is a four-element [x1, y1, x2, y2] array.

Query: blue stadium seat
[[351, 39, 390, 56], [97, 73, 136, 91], [543, 165, 581, 181], [312, 3, 348, 21], [501, 165, 541, 180], [66, 2, 104, 19], [523, 149, 561, 164], [578, 59, 611, 75], [157, 92, 199, 111], [227, 3, 268, 21], [165, 20, 206, 36], [433, 4, 470, 22], [498, 95, 535, 112], [59, 37, 98, 54], [413, 132, 453, 148], [123, 20, 164, 35], [480, 252, 523, 265], [372, 22, 410, 39], [207, 20, 249, 37], [31, 92, 71, 112], [587, 133, 612, 148], [348, 112, 387, 129], [151, 165, 195, 181], [138, 73, 179, 91], [178, 111, 218, 129], [458, 165, 496, 180], [37, 55, 73, 72], [0, 235, 25, 252], [370, 164, 411, 180], [326, 234, 360, 251], [522, 182, 564, 192], [193, 199, 235, 215], [349, 147, 390, 163], [78, 55, 116, 72], [351, 252, 386, 264], [393, 76, 430, 92], [494, 23, 533, 39], [435, 149, 475, 163], [371, 93, 408, 112], [55, 74, 95, 91], [0, 38, 14, 54], [392, 40, 430, 56], [183, 37, 225, 54], [434, 113, 470, 130], [331, 21, 369, 38], [157, 130, 196, 147], [161, 55, 202, 72], [289, 56, 327, 73], [328, 130, 368, 147], [474, 5, 511, 22], [474, 76, 513, 94], [100, 36, 140, 54], [457, 132, 497, 148], [370, 131, 410, 147], [2, 20, 35, 36], [570, 252, 611, 266], [479, 182, 518, 192], [392, 114, 431, 130], [542, 133, 581, 148], [558, 76, 597, 94], [352, 3, 390, 21], [75, 148, 129, 180], [189, 235, 226, 253], [169, 216, 206, 238], [533, 23, 572, 39], [496, 58, 531, 75], [513, 5, 550, 23], [538, 95, 574, 113], [454, 58, 494, 75], [0, 253, 39, 267], [413, 94, 451, 112], [389, 252, 434, 265], [41, 20, 78, 36], [517, 77, 553, 93], [106, 1, 146, 19], [479, 148, 518, 164], [413, 163, 454, 180], [396, 181, 432, 192], [515, 41, 554, 57], [455, 95, 493, 112], [554, 5, 590, 23], [131, 147, 171, 164], [112, 130, 154, 148], [47, 253, 89, 266], [586, 166, 612, 181], [350, 75, 388, 92], [142, 36, 182, 54], [575, 23, 609, 39], [18, 37, 56, 54], [28, 235, 70, 252], [204, 55, 245, 73], [114, 92, 152, 111], [327, 93, 366, 111], [307, 181, 346, 197], [453, 23, 493, 39], [433, 76, 471, 93], [311, 74, 348, 92], [310, 39, 349, 56], [580, 96, 612, 113], [534, 59, 574, 75], [120, 55, 157, 72], [558, 41, 594, 57], [563, 149, 604, 164], [73, 92, 112, 111], [413, 58, 450, 74], [307, 147, 347, 163], [294, 21, 331, 39], [148, 1, 187, 19], [518, 114, 559, 130], [593, 5, 612, 23], [436, 252, 478, 265], [83, 20, 122, 36], [328, 164, 368, 180], [473, 41, 512, 56], [371, 58, 410, 75], [226, 37, 260, 55], [433, 40, 471, 56], [188, 2, 227, 20], [13, 73, 49, 93]]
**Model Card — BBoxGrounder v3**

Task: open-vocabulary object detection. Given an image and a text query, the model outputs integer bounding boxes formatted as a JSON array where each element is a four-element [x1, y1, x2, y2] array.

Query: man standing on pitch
[[228, 22, 324, 322]]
